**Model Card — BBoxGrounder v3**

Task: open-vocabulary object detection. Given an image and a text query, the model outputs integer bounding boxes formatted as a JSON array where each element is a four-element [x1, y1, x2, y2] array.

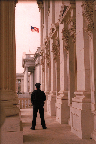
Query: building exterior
[[16, 73, 29, 93], [22, 47, 41, 93], [0, 0, 96, 143], [37, 0, 96, 141]]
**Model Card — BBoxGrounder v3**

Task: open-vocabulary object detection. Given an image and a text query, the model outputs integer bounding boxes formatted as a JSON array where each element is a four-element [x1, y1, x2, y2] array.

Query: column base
[[56, 91, 70, 124], [0, 90, 19, 117], [91, 111, 96, 142], [1, 114, 23, 144], [70, 91, 94, 139], [47, 91, 56, 116]]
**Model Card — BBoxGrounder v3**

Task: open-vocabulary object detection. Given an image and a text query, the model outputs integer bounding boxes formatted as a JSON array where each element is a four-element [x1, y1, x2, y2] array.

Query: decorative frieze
[[82, 1, 94, 35], [62, 28, 70, 50], [52, 37, 60, 62]]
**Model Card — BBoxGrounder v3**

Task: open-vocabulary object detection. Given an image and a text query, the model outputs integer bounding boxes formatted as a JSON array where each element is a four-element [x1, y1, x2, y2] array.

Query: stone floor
[[21, 108, 96, 144]]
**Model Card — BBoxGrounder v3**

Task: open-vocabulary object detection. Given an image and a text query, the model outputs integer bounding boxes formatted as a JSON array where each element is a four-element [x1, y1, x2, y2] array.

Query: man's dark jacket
[[31, 89, 46, 106]]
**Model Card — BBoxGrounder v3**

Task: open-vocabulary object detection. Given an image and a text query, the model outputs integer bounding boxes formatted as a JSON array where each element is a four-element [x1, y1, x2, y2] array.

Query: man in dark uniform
[[30, 83, 47, 130]]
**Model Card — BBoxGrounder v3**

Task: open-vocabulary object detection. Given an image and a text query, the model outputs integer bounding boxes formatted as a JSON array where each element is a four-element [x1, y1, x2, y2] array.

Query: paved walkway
[[21, 108, 96, 144]]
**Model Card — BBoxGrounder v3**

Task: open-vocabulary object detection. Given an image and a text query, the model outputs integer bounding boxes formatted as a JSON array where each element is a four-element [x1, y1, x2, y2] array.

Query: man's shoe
[[43, 126, 47, 129], [30, 127, 35, 130]]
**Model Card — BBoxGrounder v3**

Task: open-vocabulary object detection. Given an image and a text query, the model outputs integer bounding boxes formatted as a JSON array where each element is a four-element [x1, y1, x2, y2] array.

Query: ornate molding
[[44, 37, 49, 49], [37, 0, 43, 11], [59, 4, 71, 24], [52, 37, 60, 62], [67, 16, 76, 43], [62, 28, 70, 50], [49, 23, 59, 39], [82, 1, 94, 36], [44, 37, 50, 67]]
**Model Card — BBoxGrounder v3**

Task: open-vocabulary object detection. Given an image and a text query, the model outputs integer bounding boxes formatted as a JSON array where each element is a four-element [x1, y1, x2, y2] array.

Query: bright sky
[[15, 1, 40, 73]]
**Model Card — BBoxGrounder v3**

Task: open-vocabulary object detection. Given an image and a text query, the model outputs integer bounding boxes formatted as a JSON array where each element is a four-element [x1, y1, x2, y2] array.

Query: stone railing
[[18, 94, 32, 109]]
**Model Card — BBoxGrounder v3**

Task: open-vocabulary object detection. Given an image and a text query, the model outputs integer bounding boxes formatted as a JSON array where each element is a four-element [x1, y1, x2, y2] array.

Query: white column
[[50, 39, 56, 93], [47, 38, 56, 116], [56, 23, 69, 124], [30, 71, 33, 92], [21, 79, 24, 93], [24, 67, 28, 93], [71, 1, 93, 139], [44, 48, 49, 112], [45, 49, 48, 93]]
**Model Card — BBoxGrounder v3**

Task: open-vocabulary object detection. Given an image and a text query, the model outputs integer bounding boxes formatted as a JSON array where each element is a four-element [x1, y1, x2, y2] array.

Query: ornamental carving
[[44, 37, 49, 49], [49, 23, 59, 39], [62, 28, 70, 50], [52, 37, 60, 62], [37, 0, 43, 11], [59, 4, 71, 24], [44, 37, 50, 67], [82, 1, 94, 34], [40, 48, 45, 72], [45, 48, 50, 67], [66, 16, 76, 43]]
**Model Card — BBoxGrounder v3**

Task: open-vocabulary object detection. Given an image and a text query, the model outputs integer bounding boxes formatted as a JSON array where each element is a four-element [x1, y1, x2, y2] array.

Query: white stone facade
[[0, 0, 96, 143], [37, 0, 96, 141], [22, 47, 41, 92]]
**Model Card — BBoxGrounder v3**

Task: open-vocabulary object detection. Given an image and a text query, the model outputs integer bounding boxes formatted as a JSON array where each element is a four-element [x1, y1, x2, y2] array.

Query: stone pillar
[[44, 49, 49, 112], [0, 1, 23, 143], [91, 1, 96, 141], [30, 71, 33, 92], [47, 39, 56, 116], [56, 23, 69, 124], [70, 1, 93, 139], [67, 39, 76, 106], [24, 67, 28, 93]]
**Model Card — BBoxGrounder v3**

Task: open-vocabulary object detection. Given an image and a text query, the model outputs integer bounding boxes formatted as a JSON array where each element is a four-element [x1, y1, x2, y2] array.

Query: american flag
[[31, 26, 39, 33]]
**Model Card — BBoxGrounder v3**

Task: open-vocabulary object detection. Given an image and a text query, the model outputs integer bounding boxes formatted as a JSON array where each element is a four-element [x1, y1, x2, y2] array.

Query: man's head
[[35, 83, 41, 89]]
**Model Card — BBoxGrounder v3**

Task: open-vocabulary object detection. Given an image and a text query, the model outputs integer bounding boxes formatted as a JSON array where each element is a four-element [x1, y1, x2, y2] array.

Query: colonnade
[[37, 0, 96, 141]]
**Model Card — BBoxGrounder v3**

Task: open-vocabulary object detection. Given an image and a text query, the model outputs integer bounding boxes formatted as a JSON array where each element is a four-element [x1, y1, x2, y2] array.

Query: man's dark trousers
[[32, 104, 45, 128]]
